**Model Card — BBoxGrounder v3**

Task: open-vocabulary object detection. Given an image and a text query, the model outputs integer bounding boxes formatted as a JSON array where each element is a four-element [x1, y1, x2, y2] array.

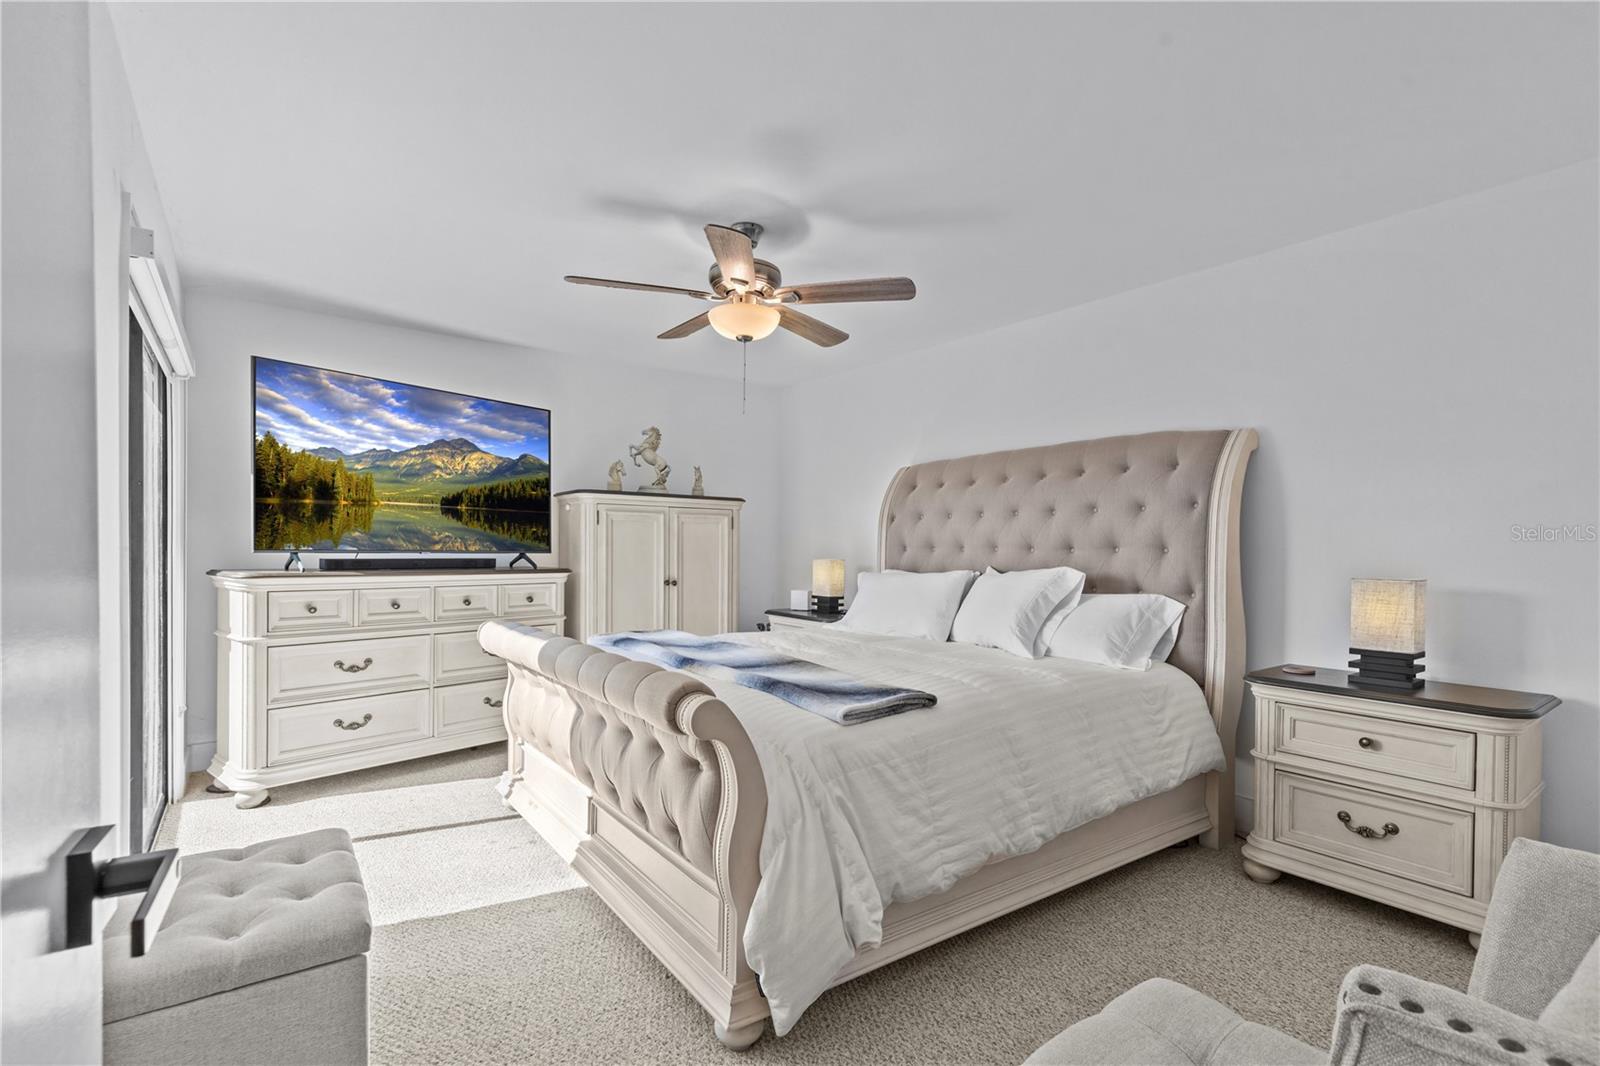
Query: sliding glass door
[[129, 310, 171, 852]]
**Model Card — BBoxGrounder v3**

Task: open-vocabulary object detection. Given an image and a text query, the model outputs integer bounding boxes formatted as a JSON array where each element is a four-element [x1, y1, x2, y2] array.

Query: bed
[[479, 428, 1258, 1047]]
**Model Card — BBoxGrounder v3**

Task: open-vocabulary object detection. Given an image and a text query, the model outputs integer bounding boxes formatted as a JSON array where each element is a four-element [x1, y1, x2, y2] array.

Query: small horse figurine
[[629, 427, 671, 492], [691, 466, 705, 496], [607, 459, 625, 491]]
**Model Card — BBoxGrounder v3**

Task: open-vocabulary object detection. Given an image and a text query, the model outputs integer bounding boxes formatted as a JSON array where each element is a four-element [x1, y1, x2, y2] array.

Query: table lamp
[[811, 559, 845, 615], [1349, 578, 1426, 690]]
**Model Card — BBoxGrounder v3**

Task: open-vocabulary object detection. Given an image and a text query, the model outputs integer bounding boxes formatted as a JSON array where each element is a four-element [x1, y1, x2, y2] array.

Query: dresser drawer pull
[[1357, 736, 1375, 749], [462, 596, 473, 606], [391, 600, 402, 610], [332, 713, 373, 731], [525, 594, 534, 603], [333, 657, 374, 673], [482, 696, 503, 709], [306, 604, 318, 614], [1337, 810, 1400, 840]]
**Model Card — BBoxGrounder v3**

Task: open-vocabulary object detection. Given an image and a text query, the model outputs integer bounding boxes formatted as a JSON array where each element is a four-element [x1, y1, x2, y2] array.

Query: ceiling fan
[[563, 222, 916, 348]]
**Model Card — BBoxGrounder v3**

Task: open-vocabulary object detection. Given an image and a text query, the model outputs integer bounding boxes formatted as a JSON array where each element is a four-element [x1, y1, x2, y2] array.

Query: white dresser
[[1240, 665, 1555, 945], [209, 568, 568, 808], [555, 491, 741, 641]]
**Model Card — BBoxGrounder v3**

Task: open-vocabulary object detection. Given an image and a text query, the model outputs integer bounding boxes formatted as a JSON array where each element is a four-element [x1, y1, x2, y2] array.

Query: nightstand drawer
[[1276, 701, 1476, 789], [1273, 772, 1474, 895]]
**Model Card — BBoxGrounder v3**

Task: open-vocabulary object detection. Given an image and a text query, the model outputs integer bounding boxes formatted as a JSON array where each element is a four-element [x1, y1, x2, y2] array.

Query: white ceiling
[[109, 2, 1597, 385]]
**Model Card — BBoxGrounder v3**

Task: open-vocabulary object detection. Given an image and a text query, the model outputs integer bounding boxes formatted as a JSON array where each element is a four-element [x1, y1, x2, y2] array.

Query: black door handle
[[66, 825, 179, 957]]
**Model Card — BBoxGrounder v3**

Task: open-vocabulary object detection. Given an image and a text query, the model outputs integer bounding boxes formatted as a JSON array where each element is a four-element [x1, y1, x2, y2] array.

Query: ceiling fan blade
[[657, 311, 712, 340], [704, 225, 756, 290], [777, 307, 849, 347], [774, 277, 917, 304], [564, 275, 715, 300]]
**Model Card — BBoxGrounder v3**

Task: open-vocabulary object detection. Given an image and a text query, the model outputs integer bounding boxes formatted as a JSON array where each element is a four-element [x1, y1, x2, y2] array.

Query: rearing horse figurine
[[628, 426, 671, 491]]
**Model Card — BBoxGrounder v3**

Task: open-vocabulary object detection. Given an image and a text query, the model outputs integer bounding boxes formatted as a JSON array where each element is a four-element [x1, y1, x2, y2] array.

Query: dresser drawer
[[355, 586, 433, 626], [266, 590, 353, 633], [435, 679, 509, 738], [435, 628, 508, 683], [436, 585, 496, 621], [1275, 701, 1476, 790], [502, 581, 562, 618], [266, 634, 432, 704], [1273, 772, 1474, 895], [267, 689, 431, 766]]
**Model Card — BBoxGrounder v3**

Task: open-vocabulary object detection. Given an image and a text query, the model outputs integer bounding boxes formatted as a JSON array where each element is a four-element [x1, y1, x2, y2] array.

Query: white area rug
[[157, 747, 583, 926]]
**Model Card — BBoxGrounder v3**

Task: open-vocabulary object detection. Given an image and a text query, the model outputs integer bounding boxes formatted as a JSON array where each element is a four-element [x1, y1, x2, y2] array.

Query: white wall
[[182, 292, 782, 771], [2, 4, 185, 1059], [777, 163, 1600, 851]]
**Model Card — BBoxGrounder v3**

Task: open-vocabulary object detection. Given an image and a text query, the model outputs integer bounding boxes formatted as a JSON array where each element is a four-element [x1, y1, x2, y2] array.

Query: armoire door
[[668, 508, 734, 635], [595, 505, 667, 633]]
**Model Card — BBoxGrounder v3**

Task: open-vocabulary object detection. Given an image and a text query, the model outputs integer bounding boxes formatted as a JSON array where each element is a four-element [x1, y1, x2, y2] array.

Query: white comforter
[[685, 627, 1226, 1035]]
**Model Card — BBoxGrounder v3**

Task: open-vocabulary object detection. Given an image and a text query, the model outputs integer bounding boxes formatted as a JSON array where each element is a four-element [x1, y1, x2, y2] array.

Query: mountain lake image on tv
[[253, 357, 551, 553]]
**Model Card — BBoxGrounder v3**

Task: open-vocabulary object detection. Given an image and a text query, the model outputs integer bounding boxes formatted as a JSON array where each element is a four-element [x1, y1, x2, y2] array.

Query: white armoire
[[556, 490, 742, 641]]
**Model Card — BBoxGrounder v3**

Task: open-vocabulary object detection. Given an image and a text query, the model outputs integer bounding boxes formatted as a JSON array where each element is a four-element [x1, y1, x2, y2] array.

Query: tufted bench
[[103, 828, 371, 1065]]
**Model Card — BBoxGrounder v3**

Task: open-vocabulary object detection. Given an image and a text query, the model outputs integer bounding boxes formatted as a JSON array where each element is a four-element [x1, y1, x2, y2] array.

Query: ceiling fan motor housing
[[709, 258, 782, 298]]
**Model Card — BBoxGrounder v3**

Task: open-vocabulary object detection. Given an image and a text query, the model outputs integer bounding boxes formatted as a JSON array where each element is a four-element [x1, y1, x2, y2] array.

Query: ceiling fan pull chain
[[741, 339, 748, 415]]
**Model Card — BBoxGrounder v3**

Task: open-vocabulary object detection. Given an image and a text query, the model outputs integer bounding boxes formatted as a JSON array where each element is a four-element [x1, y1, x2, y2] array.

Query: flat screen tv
[[252, 357, 551, 554]]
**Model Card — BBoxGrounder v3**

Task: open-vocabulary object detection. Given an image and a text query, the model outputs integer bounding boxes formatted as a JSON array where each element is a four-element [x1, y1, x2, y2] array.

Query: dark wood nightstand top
[[1247, 665, 1560, 720], [765, 608, 847, 624]]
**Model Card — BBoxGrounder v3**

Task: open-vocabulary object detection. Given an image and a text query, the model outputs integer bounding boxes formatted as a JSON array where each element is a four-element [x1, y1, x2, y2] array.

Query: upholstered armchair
[[1026, 838, 1600, 1066]]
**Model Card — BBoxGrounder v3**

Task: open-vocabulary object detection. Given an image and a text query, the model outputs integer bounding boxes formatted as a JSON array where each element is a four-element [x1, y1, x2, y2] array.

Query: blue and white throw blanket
[[589, 630, 937, 725]]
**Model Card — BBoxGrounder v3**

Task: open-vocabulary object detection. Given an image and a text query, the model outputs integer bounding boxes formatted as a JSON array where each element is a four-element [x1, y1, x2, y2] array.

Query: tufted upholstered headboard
[[877, 428, 1258, 706]]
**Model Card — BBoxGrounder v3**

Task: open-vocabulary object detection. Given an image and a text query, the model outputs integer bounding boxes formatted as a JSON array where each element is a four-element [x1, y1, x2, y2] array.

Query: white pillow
[[834, 569, 977, 641], [1041, 593, 1186, 670], [950, 566, 1087, 658]]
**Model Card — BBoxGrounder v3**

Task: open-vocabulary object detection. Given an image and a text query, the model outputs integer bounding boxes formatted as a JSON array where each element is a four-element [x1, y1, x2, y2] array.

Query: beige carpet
[[160, 751, 1476, 1065]]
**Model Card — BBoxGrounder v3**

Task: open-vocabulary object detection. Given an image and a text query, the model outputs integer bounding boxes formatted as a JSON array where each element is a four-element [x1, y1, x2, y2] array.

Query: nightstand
[[764, 607, 846, 631], [1240, 665, 1557, 946]]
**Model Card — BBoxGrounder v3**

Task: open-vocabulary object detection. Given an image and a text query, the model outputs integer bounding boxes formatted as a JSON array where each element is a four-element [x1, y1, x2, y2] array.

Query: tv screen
[[252, 357, 551, 553]]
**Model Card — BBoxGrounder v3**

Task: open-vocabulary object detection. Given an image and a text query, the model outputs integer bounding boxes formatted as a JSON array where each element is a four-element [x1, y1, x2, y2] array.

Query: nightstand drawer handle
[[333, 657, 373, 673], [1357, 736, 1375, 749], [332, 713, 372, 731], [391, 600, 402, 610], [482, 696, 503, 709], [1337, 810, 1399, 840]]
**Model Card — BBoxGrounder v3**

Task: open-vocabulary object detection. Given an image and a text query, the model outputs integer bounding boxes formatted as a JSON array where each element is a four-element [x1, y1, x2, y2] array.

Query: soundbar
[[318, 557, 496, 572]]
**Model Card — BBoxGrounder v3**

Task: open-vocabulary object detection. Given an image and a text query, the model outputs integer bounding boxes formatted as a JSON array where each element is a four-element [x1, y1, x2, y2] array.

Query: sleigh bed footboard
[[478, 622, 771, 1046]]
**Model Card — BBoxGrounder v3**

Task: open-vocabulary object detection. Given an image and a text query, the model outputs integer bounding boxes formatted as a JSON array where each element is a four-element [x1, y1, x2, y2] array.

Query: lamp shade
[[811, 559, 845, 598], [708, 298, 781, 341], [1350, 579, 1426, 654]]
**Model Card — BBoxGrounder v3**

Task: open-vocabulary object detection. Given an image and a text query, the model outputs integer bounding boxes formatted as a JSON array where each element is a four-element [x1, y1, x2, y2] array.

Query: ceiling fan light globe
[[707, 299, 780, 342]]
